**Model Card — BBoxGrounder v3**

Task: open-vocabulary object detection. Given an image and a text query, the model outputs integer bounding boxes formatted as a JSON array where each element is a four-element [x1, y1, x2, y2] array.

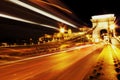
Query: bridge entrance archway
[[100, 29, 107, 39], [91, 14, 116, 42]]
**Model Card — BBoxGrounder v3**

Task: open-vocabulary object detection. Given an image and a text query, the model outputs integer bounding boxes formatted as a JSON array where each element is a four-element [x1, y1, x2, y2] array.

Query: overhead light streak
[[29, 0, 72, 14], [0, 13, 59, 30], [8, 0, 78, 28]]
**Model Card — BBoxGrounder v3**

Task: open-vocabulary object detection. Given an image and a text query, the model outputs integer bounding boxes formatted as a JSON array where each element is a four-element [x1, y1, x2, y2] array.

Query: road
[[0, 43, 120, 80]]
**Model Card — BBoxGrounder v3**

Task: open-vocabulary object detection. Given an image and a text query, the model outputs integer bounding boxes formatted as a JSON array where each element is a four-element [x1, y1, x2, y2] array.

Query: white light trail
[[0, 44, 93, 65], [8, 0, 78, 28], [0, 13, 59, 30]]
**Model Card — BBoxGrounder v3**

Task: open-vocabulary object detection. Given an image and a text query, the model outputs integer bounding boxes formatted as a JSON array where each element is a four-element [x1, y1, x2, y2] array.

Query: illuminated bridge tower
[[91, 14, 116, 42]]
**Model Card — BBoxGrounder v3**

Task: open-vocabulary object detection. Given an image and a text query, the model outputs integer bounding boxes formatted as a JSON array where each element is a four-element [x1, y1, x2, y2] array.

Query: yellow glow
[[97, 44, 114, 63], [60, 27, 65, 33], [78, 32, 85, 35], [95, 44, 117, 79], [9, 0, 78, 28]]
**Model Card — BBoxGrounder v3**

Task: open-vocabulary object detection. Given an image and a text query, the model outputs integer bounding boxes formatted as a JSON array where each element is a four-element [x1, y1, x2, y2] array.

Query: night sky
[[61, 0, 120, 26]]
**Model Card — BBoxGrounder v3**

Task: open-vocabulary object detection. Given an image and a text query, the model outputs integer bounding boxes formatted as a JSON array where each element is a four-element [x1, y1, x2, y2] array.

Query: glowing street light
[[60, 27, 65, 33]]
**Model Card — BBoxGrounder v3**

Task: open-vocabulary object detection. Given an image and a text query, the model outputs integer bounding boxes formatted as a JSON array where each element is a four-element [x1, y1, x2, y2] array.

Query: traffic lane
[[0, 44, 104, 80], [32, 48, 102, 80]]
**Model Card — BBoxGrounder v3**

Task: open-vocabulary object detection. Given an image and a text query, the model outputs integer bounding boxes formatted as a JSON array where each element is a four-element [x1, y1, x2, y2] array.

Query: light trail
[[0, 13, 59, 30], [8, 0, 78, 28], [29, 0, 72, 14], [0, 44, 93, 66]]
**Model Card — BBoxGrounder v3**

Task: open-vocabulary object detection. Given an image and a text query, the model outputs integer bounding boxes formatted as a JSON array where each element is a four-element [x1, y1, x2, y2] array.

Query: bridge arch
[[91, 14, 116, 42], [100, 29, 107, 39]]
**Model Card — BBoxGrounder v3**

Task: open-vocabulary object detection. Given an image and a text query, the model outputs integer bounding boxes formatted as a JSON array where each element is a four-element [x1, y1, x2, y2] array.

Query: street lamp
[[60, 27, 65, 33]]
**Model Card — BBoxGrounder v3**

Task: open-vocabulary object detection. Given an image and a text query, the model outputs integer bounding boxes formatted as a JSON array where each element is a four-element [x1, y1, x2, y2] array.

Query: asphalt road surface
[[1, 43, 120, 80]]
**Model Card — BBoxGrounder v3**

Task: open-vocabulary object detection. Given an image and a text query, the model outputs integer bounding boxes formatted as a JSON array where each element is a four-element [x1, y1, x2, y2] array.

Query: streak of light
[[8, 0, 78, 28], [0, 44, 93, 66], [29, 0, 72, 14], [0, 13, 59, 30]]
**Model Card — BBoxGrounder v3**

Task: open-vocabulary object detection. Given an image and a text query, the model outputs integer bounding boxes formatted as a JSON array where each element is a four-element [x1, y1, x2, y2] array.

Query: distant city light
[[9, 0, 78, 28], [60, 27, 65, 33]]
